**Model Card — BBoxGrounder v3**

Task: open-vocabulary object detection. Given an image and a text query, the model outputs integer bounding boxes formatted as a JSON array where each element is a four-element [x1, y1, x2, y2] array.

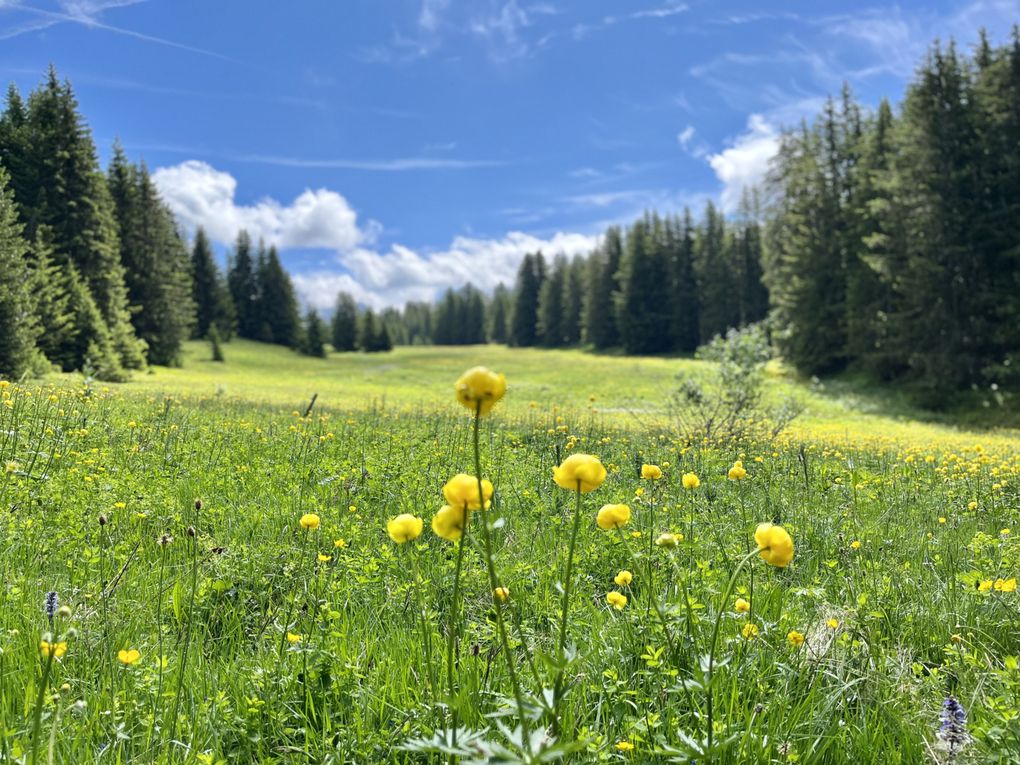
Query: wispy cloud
[[233, 154, 508, 172], [2, 0, 236, 62]]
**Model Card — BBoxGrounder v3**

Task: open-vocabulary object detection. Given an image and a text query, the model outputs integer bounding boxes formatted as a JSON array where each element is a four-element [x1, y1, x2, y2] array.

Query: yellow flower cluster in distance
[[299, 513, 320, 531], [614, 570, 633, 586], [655, 532, 684, 547], [787, 630, 805, 647], [754, 523, 794, 567], [596, 503, 631, 530], [493, 587, 510, 602], [728, 461, 747, 480], [443, 474, 494, 510], [554, 454, 607, 493], [387, 514, 424, 544], [454, 366, 507, 415], [682, 472, 700, 490], [641, 463, 662, 480]]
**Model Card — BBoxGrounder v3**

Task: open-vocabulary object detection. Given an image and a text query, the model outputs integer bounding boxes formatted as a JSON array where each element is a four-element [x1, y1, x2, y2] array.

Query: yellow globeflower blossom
[[787, 630, 805, 647], [553, 454, 607, 493], [754, 523, 794, 568], [978, 579, 993, 592], [431, 505, 468, 542], [641, 464, 662, 480], [741, 623, 759, 640], [286, 632, 302, 644], [734, 597, 750, 613], [454, 366, 507, 415], [606, 591, 628, 610], [117, 648, 141, 665], [615, 741, 635, 752], [728, 461, 747, 481], [442, 474, 494, 510], [4, 460, 18, 474], [493, 587, 510, 602], [994, 578, 1017, 593], [40, 641, 67, 659], [317, 553, 331, 562], [681, 472, 700, 490], [614, 570, 633, 586], [386, 514, 424, 544], [596, 503, 631, 530], [826, 618, 840, 630], [299, 513, 320, 531], [850, 540, 861, 550]]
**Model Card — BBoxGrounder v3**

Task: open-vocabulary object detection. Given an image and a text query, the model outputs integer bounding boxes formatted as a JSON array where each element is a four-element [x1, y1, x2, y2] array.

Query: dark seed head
[[186, 525, 196, 538], [98, 514, 108, 526], [194, 499, 203, 511]]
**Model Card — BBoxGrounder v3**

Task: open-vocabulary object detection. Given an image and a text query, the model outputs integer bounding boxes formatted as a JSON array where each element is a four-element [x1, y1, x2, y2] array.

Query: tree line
[[0, 68, 366, 380], [349, 202, 768, 354], [763, 31, 1020, 402]]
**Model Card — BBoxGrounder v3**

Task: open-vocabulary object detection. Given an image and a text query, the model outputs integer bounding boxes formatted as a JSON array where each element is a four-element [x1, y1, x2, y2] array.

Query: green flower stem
[[705, 547, 760, 751], [445, 512, 467, 760], [472, 405, 530, 751], [552, 483, 584, 736], [30, 648, 55, 765]]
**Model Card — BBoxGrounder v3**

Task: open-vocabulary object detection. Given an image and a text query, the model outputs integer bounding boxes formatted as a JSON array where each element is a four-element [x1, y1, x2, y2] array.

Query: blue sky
[[1, 0, 1017, 310]]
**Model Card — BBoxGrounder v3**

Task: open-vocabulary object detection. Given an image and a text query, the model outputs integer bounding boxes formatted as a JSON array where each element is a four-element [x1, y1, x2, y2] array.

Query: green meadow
[[0, 343, 1017, 763]]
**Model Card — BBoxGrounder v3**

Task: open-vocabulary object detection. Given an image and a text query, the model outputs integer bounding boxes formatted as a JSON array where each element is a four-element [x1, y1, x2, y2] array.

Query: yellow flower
[[606, 591, 628, 610], [596, 503, 632, 530], [615, 741, 635, 752], [655, 532, 684, 548], [734, 597, 750, 613], [967, 501, 978, 511], [299, 513, 320, 531], [994, 578, 1017, 593], [681, 472, 700, 490], [333, 538, 347, 549], [4, 460, 18, 474], [454, 366, 507, 415], [978, 579, 993, 592], [614, 570, 633, 586], [317, 553, 331, 562], [553, 454, 607, 493], [117, 648, 141, 665], [850, 540, 861, 550], [741, 623, 759, 640], [386, 514, 424, 544], [442, 474, 494, 510], [826, 618, 840, 630], [727, 461, 747, 481], [493, 587, 510, 602], [754, 523, 794, 568], [641, 464, 662, 480], [431, 504, 468, 542], [787, 630, 805, 647], [286, 632, 302, 644], [40, 640, 67, 659]]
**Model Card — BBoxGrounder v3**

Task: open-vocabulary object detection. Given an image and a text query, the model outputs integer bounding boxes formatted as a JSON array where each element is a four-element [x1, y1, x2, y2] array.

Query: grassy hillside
[[75, 339, 1020, 454]]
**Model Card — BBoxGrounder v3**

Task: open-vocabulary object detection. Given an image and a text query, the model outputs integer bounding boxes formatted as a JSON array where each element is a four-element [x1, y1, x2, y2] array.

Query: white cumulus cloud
[[153, 159, 597, 311], [706, 114, 779, 212], [152, 160, 370, 251]]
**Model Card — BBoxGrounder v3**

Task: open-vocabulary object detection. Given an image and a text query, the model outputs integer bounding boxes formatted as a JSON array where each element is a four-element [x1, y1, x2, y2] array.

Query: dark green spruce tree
[[227, 230, 259, 339], [331, 291, 360, 351], [256, 245, 301, 347], [190, 227, 235, 339], [301, 309, 327, 357], [0, 166, 41, 378], [583, 227, 623, 349], [509, 252, 543, 347]]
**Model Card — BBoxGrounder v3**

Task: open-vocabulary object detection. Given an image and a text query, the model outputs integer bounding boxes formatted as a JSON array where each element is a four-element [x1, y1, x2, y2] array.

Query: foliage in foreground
[[0, 376, 1018, 762]]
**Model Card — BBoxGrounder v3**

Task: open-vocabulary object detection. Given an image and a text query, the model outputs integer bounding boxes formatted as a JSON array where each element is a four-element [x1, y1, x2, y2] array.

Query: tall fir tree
[[256, 245, 301, 347], [0, 69, 145, 373], [509, 252, 543, 347], [616, 215, 673, 354], [668, 210, 700, 352], [0, 166, 41, 378], [583, 227, 623, 349], [190, 227, 235, 340], [694, 202, 736, 344], [537, 254, 567, 346], [487, 283, 511, 344], [301, 309, 327, 357], [107, 147, 194, 365], [227, 230, 259, 339], [561, 255, 586, 346], [331, 291, 359, 351]]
